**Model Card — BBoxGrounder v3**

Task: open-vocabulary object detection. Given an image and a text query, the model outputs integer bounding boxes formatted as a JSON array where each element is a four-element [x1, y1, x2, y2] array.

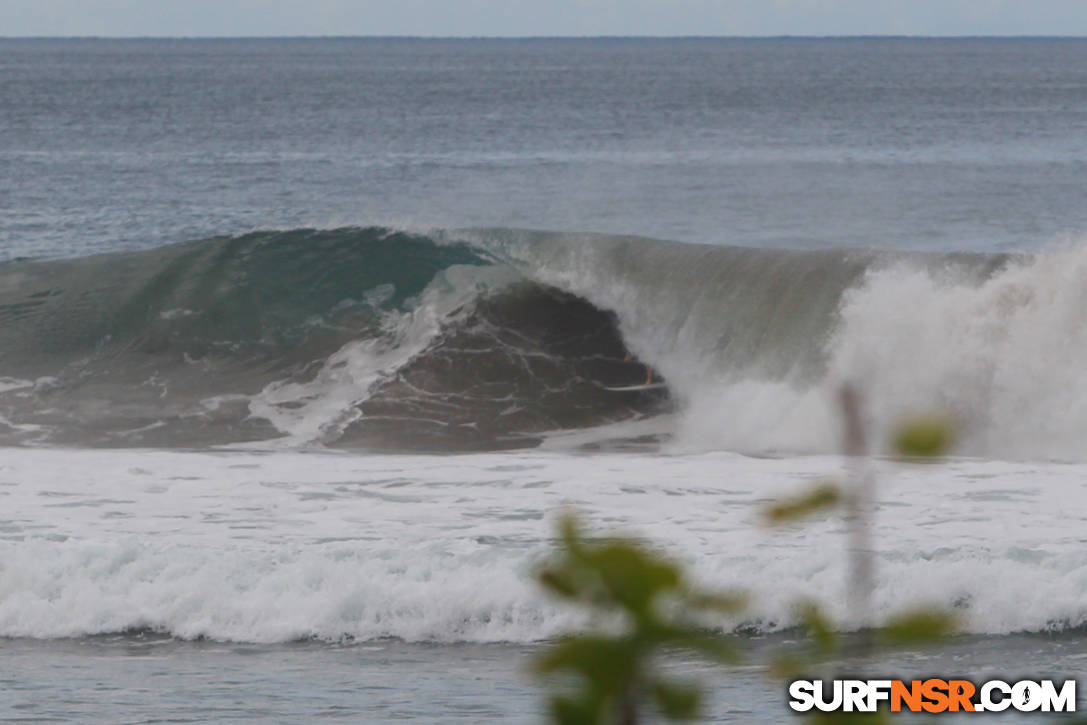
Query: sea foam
[[1, 448, 1084, 642]]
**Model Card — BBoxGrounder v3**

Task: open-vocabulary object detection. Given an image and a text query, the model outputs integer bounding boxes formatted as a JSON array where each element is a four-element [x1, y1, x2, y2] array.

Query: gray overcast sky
[[3, 1, 1087, 37]]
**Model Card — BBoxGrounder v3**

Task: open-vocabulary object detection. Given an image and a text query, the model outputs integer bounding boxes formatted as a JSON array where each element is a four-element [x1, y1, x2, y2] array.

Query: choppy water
[[6, 37, 1087, 259], [3, 37, 1087, 722], [4, 635, 1083, 723]]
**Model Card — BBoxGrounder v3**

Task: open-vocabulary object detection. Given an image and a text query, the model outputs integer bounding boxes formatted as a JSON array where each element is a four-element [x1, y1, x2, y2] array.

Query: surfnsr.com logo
[[788, 679, 1077, 713]]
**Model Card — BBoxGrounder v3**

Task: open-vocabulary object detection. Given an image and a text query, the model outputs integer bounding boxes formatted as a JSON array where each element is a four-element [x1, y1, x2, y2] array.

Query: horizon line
[[3, 34, 1087, 41]]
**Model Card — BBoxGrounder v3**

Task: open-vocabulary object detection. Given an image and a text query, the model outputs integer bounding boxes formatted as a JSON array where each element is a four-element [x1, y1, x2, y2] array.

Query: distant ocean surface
[[2, 37, 1087, 722]]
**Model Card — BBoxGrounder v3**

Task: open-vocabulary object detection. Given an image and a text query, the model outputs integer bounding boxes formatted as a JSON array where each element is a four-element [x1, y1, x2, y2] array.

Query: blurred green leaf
[[549, 695, 598, 725], [651, 679, 702, 720], [797, 600, 836, 654], [534, 636, 638, 689], [585, 543, 683, 616], [768, 652, 807, 680], [764, 481, 841, 525], [688, 590, 749, 615], [558, 513, 582, 551], [534, 512, 747, 724], [538, 566, 583, 599], [892, 415, 955, 459], [541, 514, 687, 617], [877, 608, 957, 646]]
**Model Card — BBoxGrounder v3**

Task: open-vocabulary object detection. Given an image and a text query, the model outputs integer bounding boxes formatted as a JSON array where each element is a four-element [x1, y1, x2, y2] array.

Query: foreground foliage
[[534, 514, 744, 724], [534, 408, 960, 724]]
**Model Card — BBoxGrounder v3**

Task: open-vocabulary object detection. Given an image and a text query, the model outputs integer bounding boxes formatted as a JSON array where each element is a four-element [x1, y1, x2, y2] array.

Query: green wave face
[[0, 227, 490, 370], [0, 227, 664, 450]]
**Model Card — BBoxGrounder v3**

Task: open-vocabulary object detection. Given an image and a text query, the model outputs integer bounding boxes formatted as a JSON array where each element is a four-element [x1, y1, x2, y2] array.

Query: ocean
[[2, 37, 1087, 721]]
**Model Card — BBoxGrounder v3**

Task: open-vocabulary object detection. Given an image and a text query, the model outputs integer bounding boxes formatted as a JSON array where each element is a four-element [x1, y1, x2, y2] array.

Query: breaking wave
[[0, 225, 1084, 459]]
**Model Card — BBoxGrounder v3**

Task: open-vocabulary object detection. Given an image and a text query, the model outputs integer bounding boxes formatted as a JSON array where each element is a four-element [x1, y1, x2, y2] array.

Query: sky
[[3, 0, 1087, 38]]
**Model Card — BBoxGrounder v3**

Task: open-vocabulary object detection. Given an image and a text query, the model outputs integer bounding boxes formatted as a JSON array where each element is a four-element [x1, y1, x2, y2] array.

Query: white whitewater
[[2, 447, 1083, 642], [477, 230, 1087, 461]]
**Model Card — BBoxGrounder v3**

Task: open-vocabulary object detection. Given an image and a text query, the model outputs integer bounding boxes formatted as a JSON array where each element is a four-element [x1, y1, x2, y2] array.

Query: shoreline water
[[4, 632, 1084, 722]]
